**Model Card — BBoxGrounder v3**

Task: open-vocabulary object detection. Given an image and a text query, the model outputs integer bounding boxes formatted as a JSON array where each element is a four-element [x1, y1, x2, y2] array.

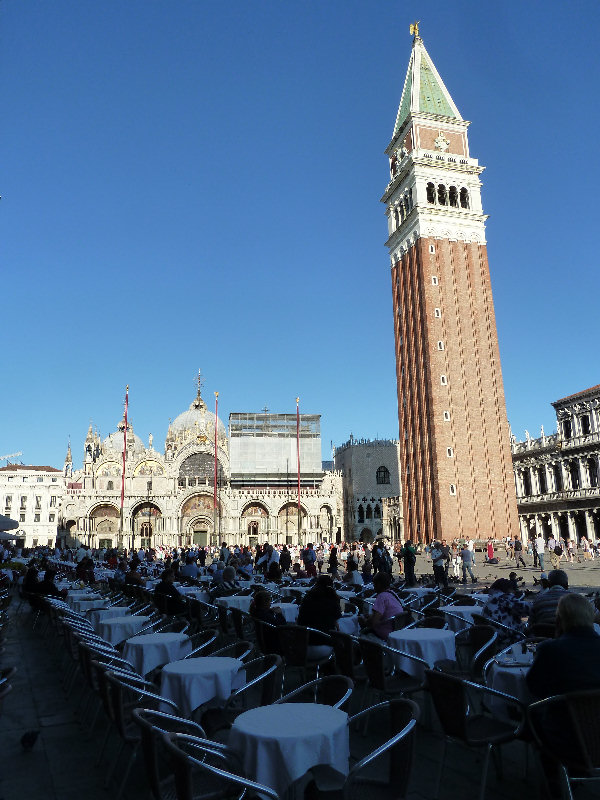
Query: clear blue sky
[[2, 1, 599, 469]]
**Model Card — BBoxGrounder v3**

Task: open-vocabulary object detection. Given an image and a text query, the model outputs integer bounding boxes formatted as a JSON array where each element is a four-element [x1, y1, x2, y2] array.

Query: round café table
[[97, 615, 151, 645], [71, 597, 107, 613], [229, 703, 349, 798], [388, 628, 456, 678], [438, 605, 482, 632], [90, 606, 130, 631], [215, 595, 254, 612], [486, 644, 534, 718], [160, 657, 245, 717], [337, 614, 360, 636], [122, 632, 192, 676]]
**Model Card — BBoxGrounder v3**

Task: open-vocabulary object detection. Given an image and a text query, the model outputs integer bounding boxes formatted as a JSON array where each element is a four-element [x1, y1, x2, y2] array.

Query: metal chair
[[425, 668, 526, 800], [275, 675, 353, 712], [358, 638, 425, 702], [527, 689, 600, 800], [277, 624, 334, 682], [209, 641, 254, 662], [162, 731, 280, 800]]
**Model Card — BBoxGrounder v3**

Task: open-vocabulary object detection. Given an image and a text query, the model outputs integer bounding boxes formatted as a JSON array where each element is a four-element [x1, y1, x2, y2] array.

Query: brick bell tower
[[382, 25, 519, 544]]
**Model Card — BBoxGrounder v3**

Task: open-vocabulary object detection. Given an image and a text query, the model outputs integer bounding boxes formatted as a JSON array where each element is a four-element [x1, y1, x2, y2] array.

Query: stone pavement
[[2, 588, 600, 800]]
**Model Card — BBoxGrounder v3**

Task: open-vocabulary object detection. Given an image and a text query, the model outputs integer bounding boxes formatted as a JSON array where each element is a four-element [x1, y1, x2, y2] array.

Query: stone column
[[519, 516, 529, 544], [585, 510, 596, 540], [550, 513, 561, 541], [567, 512, 578, 543], [534, 514, 544, 537]]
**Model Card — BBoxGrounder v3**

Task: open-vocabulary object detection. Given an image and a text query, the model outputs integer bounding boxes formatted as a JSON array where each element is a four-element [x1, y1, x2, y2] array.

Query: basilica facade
[[58, 386, 343, 552]]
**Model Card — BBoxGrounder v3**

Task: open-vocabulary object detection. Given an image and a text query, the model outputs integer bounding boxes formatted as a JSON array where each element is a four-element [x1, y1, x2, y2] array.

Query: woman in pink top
[[361, 572, 404, 640]]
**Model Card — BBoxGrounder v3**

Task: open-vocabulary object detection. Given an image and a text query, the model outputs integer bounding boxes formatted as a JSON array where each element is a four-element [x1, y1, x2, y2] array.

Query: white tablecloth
[[337, 615, 360, 636], [280, 585, 311, 598], [388, 628, 456, 678], [487, 645, 534, 717], [160, 657, 245, 717], [274, 603, 300, 623], [229, 703, 349, 798], [89, 606, 130, 629], [215, 595, 254, 612], [97, 615, 151, 644], [123, 632, 192, 676], [439, 605, 482, 632], [67, 590, 102, 608], [71, 598, 107, 613]]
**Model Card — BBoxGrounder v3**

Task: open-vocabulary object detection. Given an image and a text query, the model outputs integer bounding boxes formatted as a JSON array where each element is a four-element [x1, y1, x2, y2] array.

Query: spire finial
[[409, 20, 420, 41], [196, 369, 204, 398]]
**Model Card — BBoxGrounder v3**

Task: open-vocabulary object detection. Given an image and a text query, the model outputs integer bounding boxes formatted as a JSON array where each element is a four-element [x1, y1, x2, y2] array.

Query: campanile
[[382, 26, 519, 543]]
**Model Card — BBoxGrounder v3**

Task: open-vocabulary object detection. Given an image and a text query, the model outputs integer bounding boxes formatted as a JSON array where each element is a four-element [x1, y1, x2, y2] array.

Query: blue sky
[[2, 1, 599, 469]]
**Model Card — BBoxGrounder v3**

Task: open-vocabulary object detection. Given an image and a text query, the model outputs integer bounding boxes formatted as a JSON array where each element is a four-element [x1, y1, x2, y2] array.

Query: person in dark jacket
[[279, 545, 292, 574], [37, 569, 67, 599], [153, 569, 185, 615], [297, 575, 341, 633]]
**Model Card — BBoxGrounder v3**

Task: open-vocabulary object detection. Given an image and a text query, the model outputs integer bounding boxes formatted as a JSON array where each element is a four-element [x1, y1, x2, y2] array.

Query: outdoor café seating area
[[2, 562, 600, 800]]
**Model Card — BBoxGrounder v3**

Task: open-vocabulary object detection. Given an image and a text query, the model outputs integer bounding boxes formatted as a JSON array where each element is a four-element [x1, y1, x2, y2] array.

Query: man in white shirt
[[535, 535, 546, 572]]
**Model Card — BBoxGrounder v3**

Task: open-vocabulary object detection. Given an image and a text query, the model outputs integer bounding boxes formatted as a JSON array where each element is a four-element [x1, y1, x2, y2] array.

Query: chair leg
[[478, 743, 492, 800]]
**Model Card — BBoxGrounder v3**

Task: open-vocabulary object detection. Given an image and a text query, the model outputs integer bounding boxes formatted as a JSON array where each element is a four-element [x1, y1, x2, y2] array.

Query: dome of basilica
[[170, 391, 227, 442], [103, 420, 146, 456]]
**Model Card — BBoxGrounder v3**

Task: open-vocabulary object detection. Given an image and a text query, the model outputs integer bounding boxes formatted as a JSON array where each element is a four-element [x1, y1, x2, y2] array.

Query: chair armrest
[[304, 627, 333, 645], [349, 719, 416, 777]]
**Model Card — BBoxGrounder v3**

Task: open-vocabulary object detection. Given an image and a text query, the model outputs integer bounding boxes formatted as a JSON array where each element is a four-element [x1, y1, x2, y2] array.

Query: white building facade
[[0, 464, 65, 548], [58, 386, 344, 551], [334, 437, 402, 543], [511, 385, 600, 544]]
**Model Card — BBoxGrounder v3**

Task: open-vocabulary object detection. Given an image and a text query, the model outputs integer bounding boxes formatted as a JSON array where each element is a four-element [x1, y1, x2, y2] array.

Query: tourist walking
[[460, 544, 476, 583], [514, 537, 527, 568]]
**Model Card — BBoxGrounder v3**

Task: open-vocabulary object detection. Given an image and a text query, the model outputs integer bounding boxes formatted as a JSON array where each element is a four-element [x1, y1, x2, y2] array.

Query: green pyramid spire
[[393, 36, 462, 137]]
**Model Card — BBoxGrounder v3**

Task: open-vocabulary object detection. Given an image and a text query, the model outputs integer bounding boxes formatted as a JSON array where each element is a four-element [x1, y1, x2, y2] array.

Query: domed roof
[[103, 419, 145, 456], [171, 391, 227, 440]]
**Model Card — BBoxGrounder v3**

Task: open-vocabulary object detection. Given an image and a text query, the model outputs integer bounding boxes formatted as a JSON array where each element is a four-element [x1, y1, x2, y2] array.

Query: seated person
[[507, 571, 523, 591], [179, 556, 199, 580], [250, 590, 286, 626], [113, 561, 128, 585], [359, 572, 404, 641], [208, 560, 225, 584], [37, 568, 67, 599], [527, 569, 569, 629], [266, 561, 282, 583], [230, 558, 252, 581], [75, 556, 95, 585], [526, 593, 600, 798], [125, 563, 144, 586], [342, 560, 363, 586], [153, 569, 186, 615], [297, 575, 341, 659], [209, 566, 239, 601], [23, 566, 40, 594], [291, 562, 307, 579], [483, 578, 530, 632]]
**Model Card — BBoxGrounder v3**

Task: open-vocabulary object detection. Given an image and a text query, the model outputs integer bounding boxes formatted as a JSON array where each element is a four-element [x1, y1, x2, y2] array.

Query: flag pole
[[120, 385, 129, 551], [296, 397, 301, 543], [214, 391, 219, 546]]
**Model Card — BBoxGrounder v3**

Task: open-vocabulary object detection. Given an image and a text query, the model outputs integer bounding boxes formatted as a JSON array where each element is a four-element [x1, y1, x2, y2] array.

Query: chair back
[[230, 654, 284, 709], [278, 624, 313, 668], [131, 708, 208, 800], [358, 638, 388, 692], [212, 641, 254, 661], [253, 617, 279, 655], [330, 631, 361, 680], [425, 669, 468, 740], [278, 675, 353, 712]]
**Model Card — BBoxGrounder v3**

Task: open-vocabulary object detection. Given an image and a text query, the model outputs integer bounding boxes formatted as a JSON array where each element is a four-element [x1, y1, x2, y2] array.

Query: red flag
[[296, 397, 301, 516], [214, 392, 219, 511], [121, 385, 128, 512]]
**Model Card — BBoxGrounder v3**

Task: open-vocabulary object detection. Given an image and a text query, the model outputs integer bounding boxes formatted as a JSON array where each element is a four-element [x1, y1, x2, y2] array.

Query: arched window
[[366, 505, 372, 520], [449, 186, 458, 207], [437, 341, 444, 350], [394, 208, 400, 227], [522, 470, 532, 496], [374, 504, 381, 518], [569, 461, 580, 490], [437, 184, 448, 205], [588, 457, 598, 488], [553, 464, 563, 491], [426, 182, 436, 204], [107, 481, 114, 491], [376, 466, 391, 485], [562, 420, 572, 439], [460, 188, 470, 209], [580, 415, 591, 435], [537, 467, 547, 494], [357, 504, 364, 523]]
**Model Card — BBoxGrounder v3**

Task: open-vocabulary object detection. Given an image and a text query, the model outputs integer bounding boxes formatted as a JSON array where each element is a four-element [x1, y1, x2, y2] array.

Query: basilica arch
[[88, 503, 120, 548], [278, 502, 307, 544], [241, 502, 269, 542], [131, 502, 163, 544]]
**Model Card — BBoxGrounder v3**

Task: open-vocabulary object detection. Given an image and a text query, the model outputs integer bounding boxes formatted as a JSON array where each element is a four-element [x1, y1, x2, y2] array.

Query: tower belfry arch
[[382, 27, 519, 543]]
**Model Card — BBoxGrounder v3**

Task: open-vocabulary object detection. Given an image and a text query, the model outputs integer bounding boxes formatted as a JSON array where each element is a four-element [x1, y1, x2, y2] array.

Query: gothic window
[[366, 505, 373, 519], [537, 467, 547, 494], [374, 505, 381, 518], [580, 415, 591, 435], [449, 186, 458, 207], [357, 504, 364, 523], [588, 457, 598, 488], [553, 464, 563, 491], [376, 466, 391, 485], [562, 420, 572, 439], [437, 184, 448, 205], [426, 182, 436, 204], [569, 461, 580, 490], [460, 188, 470, 208], [107, 481, 113, 491], [522, 470, 532, 496]]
